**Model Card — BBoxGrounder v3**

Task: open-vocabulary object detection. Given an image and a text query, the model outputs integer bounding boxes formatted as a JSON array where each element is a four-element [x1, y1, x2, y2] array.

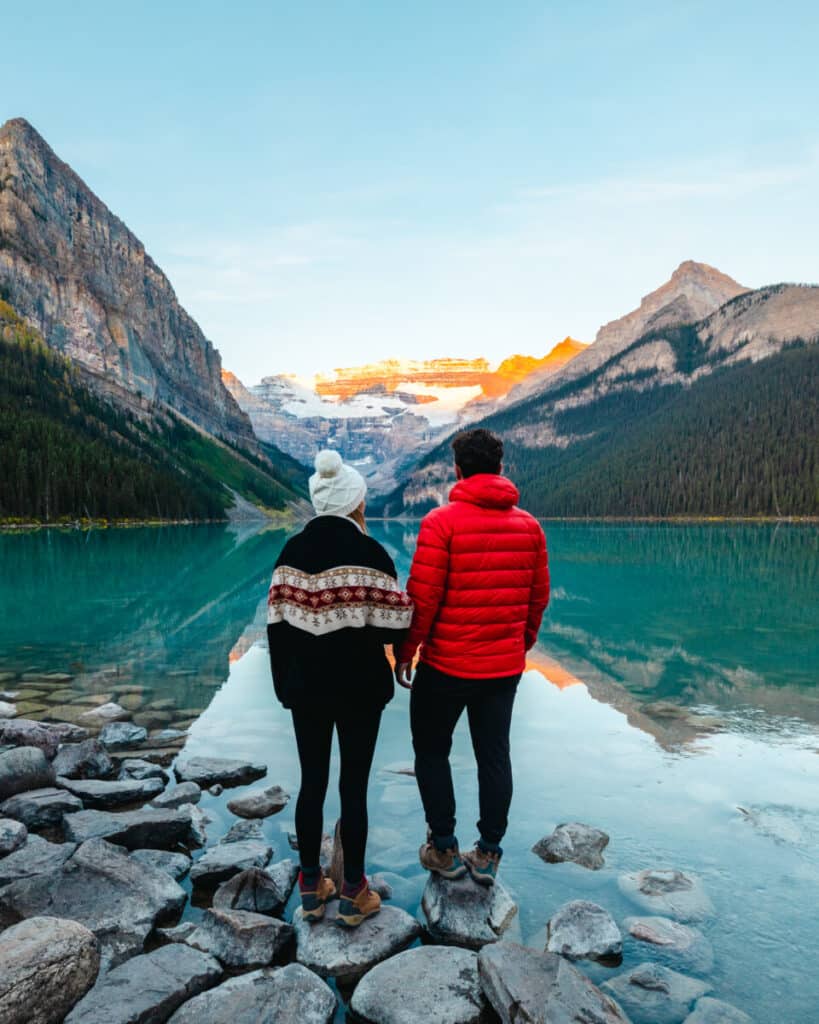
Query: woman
[[267, 450, 412, 927]]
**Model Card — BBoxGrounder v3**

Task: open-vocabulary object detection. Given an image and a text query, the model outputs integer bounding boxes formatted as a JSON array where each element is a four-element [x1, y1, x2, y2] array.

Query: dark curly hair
[[451, 428, 503, 477]]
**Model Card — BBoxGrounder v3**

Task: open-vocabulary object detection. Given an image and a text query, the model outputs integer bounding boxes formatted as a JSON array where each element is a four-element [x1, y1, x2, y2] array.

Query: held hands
[[395, 661, 414, 689]]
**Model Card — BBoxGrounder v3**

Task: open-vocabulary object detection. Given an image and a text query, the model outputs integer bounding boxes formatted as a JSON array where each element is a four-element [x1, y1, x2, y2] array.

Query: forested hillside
[[0, 301, 307, 522]]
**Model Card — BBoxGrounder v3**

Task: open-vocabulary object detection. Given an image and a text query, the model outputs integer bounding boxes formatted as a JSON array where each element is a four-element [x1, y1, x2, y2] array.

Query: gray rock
[[351, 945, 490, 1024], [227, 785, 290, 819], [57, 775, 164, 809], [478, 942, 631, 1024], [131, 848, 192, 881], [119, 757, 169, 782], [293, 900, 421, 983], [0, 839, 186, 968], [159, 921, 199, 944], [166, 964, 336, 1023], [48, 722, 89, 743], [98, 721, 148, 750], [208, 784, 223, 796], [153, 728, 187, 743], [0, 701, 17, 718], [0, 718, 60, 759], [421, 873, 518, 949], [1, 787, 83, 828], [63, 805, 193, 850], [618, 869, 715, 922], [546, 900, 622, 962], [52, 739, 114, 780], [222, 818, 266, 843], [603, 963, 712, 1024], [152, 781, 202, 809], [175, 756, 267, 788], [0, 818, 27, 856], [188, 805, 211, 846], [190, 837, 273, 888], [684, 997, 752, 1023], [213, 861, 298, 916], [0, 835, 76, 886], [0, 746, 56, 801], [80, 702, 130, 724], [187, 907, 293, 968], [0, 916, 100, 1024], [370, 872, 394, 899], [532, 822, 610, 870], [625, 916, 714, 973], [64, 943, 221, 1024]]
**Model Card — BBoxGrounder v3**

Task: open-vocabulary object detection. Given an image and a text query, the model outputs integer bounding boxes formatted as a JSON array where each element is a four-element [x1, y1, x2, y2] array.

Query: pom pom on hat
[[309, 449, 367, 517], [314, 449, 343, 478]]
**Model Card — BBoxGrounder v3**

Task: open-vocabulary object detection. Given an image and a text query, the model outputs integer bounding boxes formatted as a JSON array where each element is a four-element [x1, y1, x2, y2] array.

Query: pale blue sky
[[2, 1, 818, 380]]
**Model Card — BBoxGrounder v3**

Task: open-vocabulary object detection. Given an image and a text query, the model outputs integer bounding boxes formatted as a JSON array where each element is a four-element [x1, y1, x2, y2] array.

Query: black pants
[[291, 703, 382, 884], [410, 662, 519, 847]]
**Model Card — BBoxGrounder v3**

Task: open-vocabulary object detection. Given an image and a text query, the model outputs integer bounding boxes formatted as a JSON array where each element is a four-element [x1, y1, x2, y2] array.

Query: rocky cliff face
[[0, 118, 255, 446]]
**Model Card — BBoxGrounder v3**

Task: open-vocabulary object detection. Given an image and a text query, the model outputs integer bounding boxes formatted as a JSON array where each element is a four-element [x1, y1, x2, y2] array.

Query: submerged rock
[[684, 997, 752, 1023], [175, 756, 267, 788], [546, 900, 623, 963], [213, 862, 298, 917], [0, 817, 27, 856], [0, 746, 55, 801], [421, 873, 517, 949], [152, 781, 202, 809], [532, 822, 610, 870], [131, 848, 192, 881], [166, 964, 336, 1023], [63, 805, 193, 850], [57, 775, 163, 809], [602, 963, 712, 1024], [64, 943, 221, 1024], [0, 916, 100, 1024], [0, 718, 60, 759], [52, 739, 114, 780], [223, 818, 266, 843], [0, 835, 76, 886], [1, 787, 83, 828], [227, 785, 290, 819], [98, 721, 147, 750], [187, 907, 293, 968], [80, 702, 130, 724], [478, 942, 631, 1024], [0, 701, 16, 718], [624, 916, 714, 973], [351, 945, 490, 1024], [293, 901, 421, 983], [618, 869, 714, 923]]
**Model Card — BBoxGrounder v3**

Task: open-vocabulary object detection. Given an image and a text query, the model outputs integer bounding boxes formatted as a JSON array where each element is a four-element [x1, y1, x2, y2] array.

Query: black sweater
[[266, 515, 412, 709]]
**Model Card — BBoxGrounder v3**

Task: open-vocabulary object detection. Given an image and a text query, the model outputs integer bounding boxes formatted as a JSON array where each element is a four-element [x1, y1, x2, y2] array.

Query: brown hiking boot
[[299, 870, 336, 922], [337, 880, 381, 928], [463, 845, 501, 885], [419, 837, 468, 879]]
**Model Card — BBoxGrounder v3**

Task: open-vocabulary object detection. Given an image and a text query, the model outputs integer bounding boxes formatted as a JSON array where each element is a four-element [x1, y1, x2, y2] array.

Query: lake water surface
[[1, 522, 818, 1023]]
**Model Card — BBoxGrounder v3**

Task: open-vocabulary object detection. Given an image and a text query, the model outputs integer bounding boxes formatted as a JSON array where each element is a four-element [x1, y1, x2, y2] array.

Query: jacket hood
[[449, 473, 519, 510]]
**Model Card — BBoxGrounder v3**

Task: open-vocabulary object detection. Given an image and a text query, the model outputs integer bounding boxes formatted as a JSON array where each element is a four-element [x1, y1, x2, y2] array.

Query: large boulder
[[624, 916, 714, 974], [684, 997, 751, 1024], [130, 849, 192, 881], [293, 901, 421, 983], [478, 942, 631, 1024], [64, 943, 221, 1024], [0, 819, 27, 857], [421, 873, 518, 949], [0, 835, 76, 886], [1, 787, 83, 828], [350, 945, 491, 1024], [602, 963, 712, 1024], [151, 781, 201, 809], [226, 785, 290, 819], [0, 838, 186, 968], [167, 964, 336, 1023], [174, 757, 267, 788], [618, 869, 714, 923], [546, 900, 623, 963], [52, 739, 114, 780], [62, 805, 193, 850], [0, 747, 55, 801], [0, 916, 99, 1024], [212, 862, 298, 917], [0, 719, 60, 759], [57, 775, 164, 809], [187, 908, 293, 968], [532, 822, 610, 870]]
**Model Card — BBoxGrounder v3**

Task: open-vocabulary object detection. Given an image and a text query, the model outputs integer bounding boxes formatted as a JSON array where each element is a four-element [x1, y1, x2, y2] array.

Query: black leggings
[[291, 703, 382, 884]]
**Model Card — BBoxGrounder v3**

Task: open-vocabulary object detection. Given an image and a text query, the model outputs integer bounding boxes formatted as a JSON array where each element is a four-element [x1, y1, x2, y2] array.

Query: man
[[395, 428, 549, 885]]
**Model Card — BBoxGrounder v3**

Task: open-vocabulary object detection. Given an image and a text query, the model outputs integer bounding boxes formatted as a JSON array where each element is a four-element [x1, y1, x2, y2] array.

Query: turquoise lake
[[1, 522, 818, 1022]]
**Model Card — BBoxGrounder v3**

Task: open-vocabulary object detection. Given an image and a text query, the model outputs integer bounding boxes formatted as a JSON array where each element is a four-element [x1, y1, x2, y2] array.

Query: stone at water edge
[[98, 721, 148, 749], [1, 787, 83, 828], [166, 964, 336, 1024], [0, 746, 56, 801], [421, 871, 518, 949], [625, 916, 714, 974], [546, 899, 623, 963], [52, 739, 114, 779], [152, 781, 202, 809], [57, 775, 164, 809], [131, 848, 192, 881], [189, 824, 273, 887], [80, 702, 130, 723], [532, 821, 610, 870], [62, 805, 194, 850], [602, 963, 712, 1024], [350, 945, 490, 1024], [293, 900, 422, 983], [684, 996, 752, 1024], [618, 868, 715, 922], [226, 784, 290, 819], [64, 943, 222, 1024], [0, 701, 16, 718], [213, 861, 298, 916], [48, 722, 89, 743], [208, 783, 223, 796], [0, 817, 27, 856], [174, 756, 267, 788], [0, 835, 76, 887], [0, 718, 61, 758], [478, 942, 631, 1024], [118, 757, 169, 782], [0, 916, 100, 1024], [186, 907, 293, 968]]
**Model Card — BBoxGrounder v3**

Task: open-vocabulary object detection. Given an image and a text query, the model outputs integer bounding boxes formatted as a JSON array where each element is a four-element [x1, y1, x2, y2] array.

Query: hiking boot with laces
[[337, 877, 381, 928], [299, 869, 336, 922], [419, 836, 468, 879], [463, 845, 501, 885]]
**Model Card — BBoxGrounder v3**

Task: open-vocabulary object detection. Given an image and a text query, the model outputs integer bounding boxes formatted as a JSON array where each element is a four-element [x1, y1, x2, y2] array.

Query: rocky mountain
[[381, 271, 819, 518]]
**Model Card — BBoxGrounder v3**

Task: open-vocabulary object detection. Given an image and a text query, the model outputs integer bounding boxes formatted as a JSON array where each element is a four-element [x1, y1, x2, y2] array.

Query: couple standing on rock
[[267, 428, 550, 928]]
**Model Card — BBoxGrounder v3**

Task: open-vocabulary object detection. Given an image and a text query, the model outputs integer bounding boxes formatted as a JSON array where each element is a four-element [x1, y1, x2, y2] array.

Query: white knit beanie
[[309, 450, 367, 517]]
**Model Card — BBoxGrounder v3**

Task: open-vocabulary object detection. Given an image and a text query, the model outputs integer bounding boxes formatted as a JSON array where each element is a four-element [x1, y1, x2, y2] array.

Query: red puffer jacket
[[396, 473, 549, 678]]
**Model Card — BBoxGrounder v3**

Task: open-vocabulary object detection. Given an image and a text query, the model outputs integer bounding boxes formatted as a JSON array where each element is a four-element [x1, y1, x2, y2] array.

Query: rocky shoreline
[[0, 675, 751, 1023]]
